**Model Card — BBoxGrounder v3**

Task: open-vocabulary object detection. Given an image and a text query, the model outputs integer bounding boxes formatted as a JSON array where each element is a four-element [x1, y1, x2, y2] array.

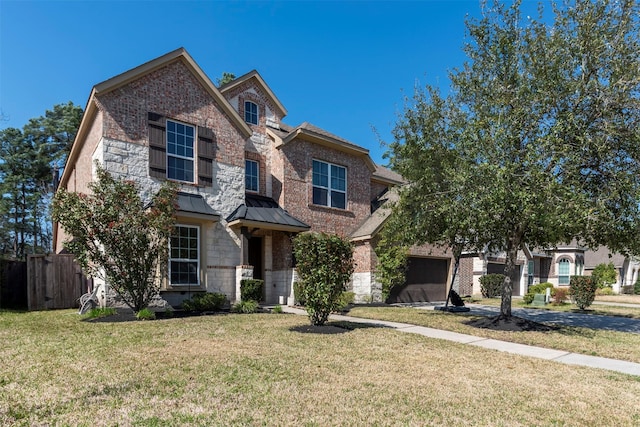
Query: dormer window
[[245, 101, 258, 125]]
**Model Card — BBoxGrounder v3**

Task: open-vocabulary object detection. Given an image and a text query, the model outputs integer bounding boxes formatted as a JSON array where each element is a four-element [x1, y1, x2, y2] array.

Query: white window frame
[[245, 159, 259, 193], [245, 101, 259, 125], [169, 224, 200, 287], [527, 260, 535, 286], [558, 258, 571, 285], [166, 119, 195, 183], [312, 159, 347, 209]]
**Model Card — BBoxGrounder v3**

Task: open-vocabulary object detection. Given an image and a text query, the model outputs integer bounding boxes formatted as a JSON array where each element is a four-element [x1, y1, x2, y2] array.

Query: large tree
[[0, 102, 83, 258], [385, 0, 640, 319], [52, 164, 177, 313]]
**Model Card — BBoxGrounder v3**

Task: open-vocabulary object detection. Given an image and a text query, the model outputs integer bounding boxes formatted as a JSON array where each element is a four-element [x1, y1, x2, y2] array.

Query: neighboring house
[[53, 47, 453, 307], [457, 242, 638, 296]]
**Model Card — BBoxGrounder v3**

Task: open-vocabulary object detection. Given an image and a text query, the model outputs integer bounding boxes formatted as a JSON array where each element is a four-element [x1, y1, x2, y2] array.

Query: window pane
[[313, 187, 328, 206], [331, 191, 346, 209]]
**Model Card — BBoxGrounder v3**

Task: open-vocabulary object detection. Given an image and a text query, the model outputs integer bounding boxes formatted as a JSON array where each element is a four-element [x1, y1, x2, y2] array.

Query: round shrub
[[240, 279, 264, 302], [479, 274, 504, 298], [570, 276, 597, 310], [182, 292, 227, 312], [232, 300, 259, 314]]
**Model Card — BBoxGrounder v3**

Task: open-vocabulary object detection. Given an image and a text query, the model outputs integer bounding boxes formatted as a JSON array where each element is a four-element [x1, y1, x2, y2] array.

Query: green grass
[[1, 309, 640, 426]]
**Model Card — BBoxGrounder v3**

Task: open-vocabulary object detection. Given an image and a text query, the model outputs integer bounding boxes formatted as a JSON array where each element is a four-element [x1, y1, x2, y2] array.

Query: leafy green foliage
[[240, 279, 264, 302], [0, 102, 83, 258], [570, 276, 597, 310], [591, 263, 617, 289], [271, 305, 283, 314], [293, 232, 354, 326], [216, 72, 236, 86], [231, 300, 260, 314], [375, 231, 409, 301], [82, 307, 117, 319], [181, 292, 227, 312], [135, 308, 156, 321], [293, 281, 306, 306], [479, 274, 504, 298], [337, 291, 355, 311], [635, 277, 640, 295], [384, 0, 640, 318], [52, 163, 177, 313]]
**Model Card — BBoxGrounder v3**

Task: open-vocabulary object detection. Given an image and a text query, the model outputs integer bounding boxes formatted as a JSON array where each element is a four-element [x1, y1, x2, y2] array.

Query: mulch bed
[[466, 315, 558, 332]]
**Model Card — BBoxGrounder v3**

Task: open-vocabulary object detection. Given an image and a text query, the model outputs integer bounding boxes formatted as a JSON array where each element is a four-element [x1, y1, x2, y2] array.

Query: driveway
[[465, 304, 640, 333]]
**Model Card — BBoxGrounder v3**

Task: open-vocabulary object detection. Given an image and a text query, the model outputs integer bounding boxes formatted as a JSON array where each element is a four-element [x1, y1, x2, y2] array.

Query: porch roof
[[176, 192, 220, 220], [226, 194, 310, 233]]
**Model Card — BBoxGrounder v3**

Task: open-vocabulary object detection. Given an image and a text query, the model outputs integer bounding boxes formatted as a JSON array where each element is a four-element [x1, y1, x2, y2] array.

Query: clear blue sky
[[0, 0, 545, 165]]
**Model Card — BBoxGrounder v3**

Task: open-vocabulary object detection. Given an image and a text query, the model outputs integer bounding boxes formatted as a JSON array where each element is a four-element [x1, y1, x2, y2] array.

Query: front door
[[248, 237, 263, 280]]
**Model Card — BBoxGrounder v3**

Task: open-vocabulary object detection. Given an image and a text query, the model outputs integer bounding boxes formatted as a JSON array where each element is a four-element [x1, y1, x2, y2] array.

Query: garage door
[[387, 257, 449, 303], [487, 263, 521, 296]]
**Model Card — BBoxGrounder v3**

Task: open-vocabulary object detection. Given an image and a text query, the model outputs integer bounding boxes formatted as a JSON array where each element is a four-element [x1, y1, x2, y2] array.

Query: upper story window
[[245, 159, 259, 192], [167, 120, 195, 183], [245, 101, 259, 125], [170, 225, 200, 286], [558, 258, 571, 285], [312, 160, 346, 209]]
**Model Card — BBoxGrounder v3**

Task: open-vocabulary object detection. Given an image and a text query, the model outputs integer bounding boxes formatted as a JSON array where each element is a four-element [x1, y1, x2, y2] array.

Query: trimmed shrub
[[552, 288, 568, 305], [182, 292, 227, 312], [570, 276, 597, 310], [479, 274, 504, 298], [232, 300, 260, 314], [240, 279, 264, 302], [635, 277, 640, 295], [293, 232, 354, 326]]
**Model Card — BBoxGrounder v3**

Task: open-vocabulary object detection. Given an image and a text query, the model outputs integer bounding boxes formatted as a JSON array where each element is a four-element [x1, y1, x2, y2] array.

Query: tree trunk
[[500, 232, 522, 318]]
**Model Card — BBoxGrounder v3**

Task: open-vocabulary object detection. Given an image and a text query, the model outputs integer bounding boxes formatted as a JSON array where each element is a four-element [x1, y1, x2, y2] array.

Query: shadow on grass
[[290, 320, 389, 335]]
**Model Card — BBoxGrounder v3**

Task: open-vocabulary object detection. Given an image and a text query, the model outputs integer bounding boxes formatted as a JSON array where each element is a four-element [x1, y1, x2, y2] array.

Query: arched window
[[558, 258, 571, 285]]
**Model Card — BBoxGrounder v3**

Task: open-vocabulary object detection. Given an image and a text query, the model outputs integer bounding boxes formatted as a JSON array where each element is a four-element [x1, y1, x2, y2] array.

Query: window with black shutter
[[147, 112, 215, 187]]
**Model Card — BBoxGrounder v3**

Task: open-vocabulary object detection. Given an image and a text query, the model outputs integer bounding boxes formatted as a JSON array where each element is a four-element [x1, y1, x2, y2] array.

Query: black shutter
[[197, 126, 215, 186], [148, 112, 166, 179]]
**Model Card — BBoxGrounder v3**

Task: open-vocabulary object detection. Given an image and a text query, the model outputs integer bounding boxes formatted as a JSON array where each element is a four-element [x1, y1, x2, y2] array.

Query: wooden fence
[[0, 259, 28, 309], [25, 254, 92, 311], [0, 255, 91, 311]]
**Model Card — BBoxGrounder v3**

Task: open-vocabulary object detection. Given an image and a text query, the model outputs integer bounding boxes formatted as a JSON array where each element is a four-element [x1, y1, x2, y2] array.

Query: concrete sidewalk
[[282, 306, 640, 377]]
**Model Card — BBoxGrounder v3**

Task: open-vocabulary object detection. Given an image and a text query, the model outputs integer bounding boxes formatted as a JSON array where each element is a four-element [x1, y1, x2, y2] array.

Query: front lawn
[[347, 306, 640, 363], [1, 310, 640, 426]]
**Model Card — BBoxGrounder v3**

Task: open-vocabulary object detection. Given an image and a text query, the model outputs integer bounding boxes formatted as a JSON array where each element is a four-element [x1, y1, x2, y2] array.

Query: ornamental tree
[[385, 0, 640, 319], [52, 164, 177, 313], [293, 232, 354, 326], [591, 262, 617, 289]]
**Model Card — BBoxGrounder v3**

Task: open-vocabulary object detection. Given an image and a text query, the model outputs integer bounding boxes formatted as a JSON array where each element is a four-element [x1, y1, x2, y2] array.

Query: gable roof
[[350, 187, 399, 241], [60, 47, 252, 189], [267, 122, 377, 172], [218, 69, 288, 118]]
